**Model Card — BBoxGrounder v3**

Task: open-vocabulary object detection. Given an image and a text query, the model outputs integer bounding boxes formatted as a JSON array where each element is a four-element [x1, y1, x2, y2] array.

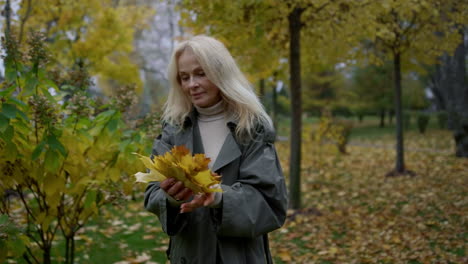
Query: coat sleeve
[[144, 123, 188, 236], [214, 131, 288, 238]]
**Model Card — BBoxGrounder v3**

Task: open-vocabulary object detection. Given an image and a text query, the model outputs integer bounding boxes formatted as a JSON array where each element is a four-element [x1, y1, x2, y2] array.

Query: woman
[[144, 35, 288, 264]]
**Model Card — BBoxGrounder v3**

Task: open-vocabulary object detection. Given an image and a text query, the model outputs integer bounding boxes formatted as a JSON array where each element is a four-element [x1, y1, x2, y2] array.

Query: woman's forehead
[[178, 49, 204, 73]]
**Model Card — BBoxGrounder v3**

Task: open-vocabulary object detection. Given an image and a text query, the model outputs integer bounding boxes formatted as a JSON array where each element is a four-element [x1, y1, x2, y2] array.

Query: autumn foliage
[[134, 145, 222, 194], [0, 33, 153, 264]]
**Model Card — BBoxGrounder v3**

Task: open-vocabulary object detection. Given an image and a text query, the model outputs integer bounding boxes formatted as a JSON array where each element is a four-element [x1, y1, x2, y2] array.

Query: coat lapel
[[175, 128, 193, 153], [211, 131, 241, 172], [174, 115, 194, 153], [175, 112, 241, 172]]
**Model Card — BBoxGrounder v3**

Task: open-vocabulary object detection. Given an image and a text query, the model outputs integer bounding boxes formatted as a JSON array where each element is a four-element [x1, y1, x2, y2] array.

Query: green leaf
[[1, 103, 17, 119], [44, 149, 60, 173], [84, 190, 97, 209], [32, 141, 46, 160], [24, 73, 38, 96], [94, 110, 116, 123], [37, 68, 47, 80], [12, 118, 30, 137], [46, 134, 67, 156], [15, 109, 29, 122], [60, 84, 75, 91], [0, 214, 8, 224], [4, 141, 18, 160], [5, 64, 17, 83], [0, 84, 16, 97], [2, 125, 14, 141], [10, 237, 26, 256], [42, 88, 56, 103], [8, 97, 27, 107], [44, 79, 59, 90], [107, 118, 118, 132], [0, 114, 9, 132]]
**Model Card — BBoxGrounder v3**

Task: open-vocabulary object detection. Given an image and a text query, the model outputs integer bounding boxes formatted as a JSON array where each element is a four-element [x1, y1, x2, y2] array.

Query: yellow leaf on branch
[[133, 146, 222, 194]]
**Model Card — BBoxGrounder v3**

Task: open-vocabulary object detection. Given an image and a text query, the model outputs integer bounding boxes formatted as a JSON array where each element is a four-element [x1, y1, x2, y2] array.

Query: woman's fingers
[[180, 194, 206, 213], [175, 188, 193, 201], [160, 178, 192, 201], [160, 178, 176, 191], [167, 181, 185, 197], [203, 193, 215, 206]]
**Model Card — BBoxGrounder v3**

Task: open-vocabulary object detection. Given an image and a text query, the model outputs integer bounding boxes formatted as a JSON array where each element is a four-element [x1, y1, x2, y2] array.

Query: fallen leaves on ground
[[272, 130, 467, 263], [67, 130, 465, 264]]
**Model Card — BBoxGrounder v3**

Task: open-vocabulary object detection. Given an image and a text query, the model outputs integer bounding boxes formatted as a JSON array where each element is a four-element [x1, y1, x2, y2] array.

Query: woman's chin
[[193, 100, 217, 108]]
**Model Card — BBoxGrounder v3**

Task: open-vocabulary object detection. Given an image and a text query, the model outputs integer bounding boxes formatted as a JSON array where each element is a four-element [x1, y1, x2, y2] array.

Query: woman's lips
[[192, 92, 204, 98]]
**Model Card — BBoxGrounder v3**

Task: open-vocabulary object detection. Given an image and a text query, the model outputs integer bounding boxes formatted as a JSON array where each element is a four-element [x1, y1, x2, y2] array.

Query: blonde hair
[[163, 35, 272, 140]]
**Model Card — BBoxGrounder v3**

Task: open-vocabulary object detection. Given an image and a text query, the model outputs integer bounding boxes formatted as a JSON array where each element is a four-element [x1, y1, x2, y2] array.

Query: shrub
[[312, 109, 354, 154], [417, 112, 430, 134], [0, 33, 154, 264]]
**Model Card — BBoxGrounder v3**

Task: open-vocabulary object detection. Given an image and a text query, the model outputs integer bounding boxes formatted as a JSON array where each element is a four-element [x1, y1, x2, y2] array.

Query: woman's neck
[[195, 100, 224, 119]]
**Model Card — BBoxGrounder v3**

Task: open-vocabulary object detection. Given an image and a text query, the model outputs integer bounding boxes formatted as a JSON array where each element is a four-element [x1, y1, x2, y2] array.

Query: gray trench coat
[[144, 112, 288, 264]]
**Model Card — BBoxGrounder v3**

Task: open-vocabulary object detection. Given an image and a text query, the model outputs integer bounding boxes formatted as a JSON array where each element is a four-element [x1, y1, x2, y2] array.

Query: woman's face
[[177, 48, 222, 108]]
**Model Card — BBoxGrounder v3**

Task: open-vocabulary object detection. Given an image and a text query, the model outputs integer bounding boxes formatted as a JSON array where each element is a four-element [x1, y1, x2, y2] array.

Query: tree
[[5, 0, 154, 93], [428, 29, 468, 157], [179, 0, 354, 209], [350, 63, 394, 126], [355, 0, 468, 174]]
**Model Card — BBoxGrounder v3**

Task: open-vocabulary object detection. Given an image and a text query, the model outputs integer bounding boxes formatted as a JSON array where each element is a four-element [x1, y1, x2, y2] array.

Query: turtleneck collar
[[195, 100, 225, 119]]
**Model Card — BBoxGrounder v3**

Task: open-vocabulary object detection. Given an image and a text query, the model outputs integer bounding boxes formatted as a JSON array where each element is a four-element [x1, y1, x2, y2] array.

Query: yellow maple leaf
[[133, 145, 222, 194]]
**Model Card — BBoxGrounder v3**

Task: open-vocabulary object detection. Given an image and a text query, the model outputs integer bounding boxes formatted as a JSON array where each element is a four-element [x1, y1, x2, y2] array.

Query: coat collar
[[179, 110, 241, 172]]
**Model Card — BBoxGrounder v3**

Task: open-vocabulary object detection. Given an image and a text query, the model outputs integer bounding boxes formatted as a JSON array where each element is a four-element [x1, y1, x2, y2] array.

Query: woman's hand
[[180, 193, 216, 213], [160, 178, 193, 202]]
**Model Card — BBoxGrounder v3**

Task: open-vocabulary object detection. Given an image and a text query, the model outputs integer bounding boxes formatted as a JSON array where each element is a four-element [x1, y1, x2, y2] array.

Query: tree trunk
[[379, 109, 385, 127], [259, 78, 265, 97], [272, 74, 278, 130], [431, 29, 468, 157], [393, 51, 405, 172], [43, 245, 51, 264], [288, 7, 303, 209], [358, 114, 364, 122], [4, 0, 11, 38], [450, 31, 468, 157], [259, 78, 266, 108]]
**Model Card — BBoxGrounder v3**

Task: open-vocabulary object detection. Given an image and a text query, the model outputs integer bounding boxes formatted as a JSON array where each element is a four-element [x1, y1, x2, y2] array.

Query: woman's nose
[[188, 76, 199, 88]]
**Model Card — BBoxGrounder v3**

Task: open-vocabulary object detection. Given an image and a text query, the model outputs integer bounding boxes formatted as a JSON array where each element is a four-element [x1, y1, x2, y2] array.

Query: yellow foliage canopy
[[15, 0, 154, 93], [134, 146, 222, 194]]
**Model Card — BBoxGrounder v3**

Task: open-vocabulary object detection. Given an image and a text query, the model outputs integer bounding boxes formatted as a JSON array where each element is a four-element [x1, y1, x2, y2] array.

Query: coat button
[[180, 257, 187, 264]]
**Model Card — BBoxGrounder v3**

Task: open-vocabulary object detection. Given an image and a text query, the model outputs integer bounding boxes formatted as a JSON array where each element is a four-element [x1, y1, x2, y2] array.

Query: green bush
[[0, 33, 155, 264], [417, 112, 430, 134]]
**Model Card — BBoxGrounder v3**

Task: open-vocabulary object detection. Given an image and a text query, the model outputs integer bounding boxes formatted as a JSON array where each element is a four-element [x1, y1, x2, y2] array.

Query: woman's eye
[[197, 71, 205, 77], [180, 75, 189, 81]]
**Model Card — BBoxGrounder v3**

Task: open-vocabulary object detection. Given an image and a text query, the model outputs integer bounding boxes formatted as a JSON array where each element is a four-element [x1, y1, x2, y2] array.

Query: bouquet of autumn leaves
[[133, 145, 222, 194]]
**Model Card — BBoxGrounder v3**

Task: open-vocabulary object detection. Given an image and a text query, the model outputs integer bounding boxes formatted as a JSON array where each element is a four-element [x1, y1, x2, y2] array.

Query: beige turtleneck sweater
[[195, 101, 230, 169]]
